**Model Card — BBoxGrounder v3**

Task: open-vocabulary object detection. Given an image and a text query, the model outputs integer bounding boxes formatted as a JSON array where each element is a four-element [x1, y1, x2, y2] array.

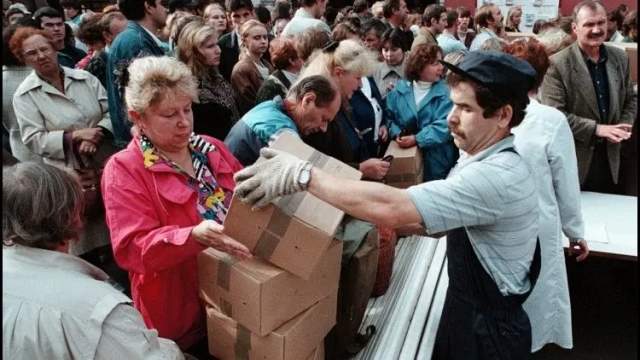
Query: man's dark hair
[[118, 0, 158, 21], [33, 6, 63, 27], [380, 27, 410, 51], [59, 0, 81, 11], [444, 9, 458, 28], [272, 1, 291, 21], [15, 15, 39, 29], [456, 6, 471, 19], [324, 6, 338, 27], [622, 10, 637, 37], [475, 4, 496, 29], [382, 0, 401, 19], [353, 0, 368, 14], [227, 0, 254, 13], [255, 5, 270, 25], [422, 4, 445, 27], [300, 0, 319, 8], [362, 18, 389, 38], [287, 75, 337, 107], [168, 0, 200, 13], [446, 72, 529, 129], [608, 8, 625, 30], [571, 0, 605, 23]]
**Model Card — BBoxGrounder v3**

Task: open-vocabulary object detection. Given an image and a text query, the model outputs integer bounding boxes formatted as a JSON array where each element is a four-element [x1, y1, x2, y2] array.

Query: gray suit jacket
[[540, 42, 636, 184]]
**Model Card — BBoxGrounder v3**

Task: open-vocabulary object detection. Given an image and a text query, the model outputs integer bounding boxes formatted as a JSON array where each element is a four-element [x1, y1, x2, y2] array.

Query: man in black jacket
[[218, 0, 255, 80]]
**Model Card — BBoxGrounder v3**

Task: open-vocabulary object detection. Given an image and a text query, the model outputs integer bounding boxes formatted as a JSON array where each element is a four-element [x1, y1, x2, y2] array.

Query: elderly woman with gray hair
[[3, 162, 184, 359], [101, 55, 252, 357]]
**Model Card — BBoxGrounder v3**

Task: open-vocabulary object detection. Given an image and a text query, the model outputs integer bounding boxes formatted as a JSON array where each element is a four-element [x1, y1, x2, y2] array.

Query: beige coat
[[13, 66, 112, 169], [3, 244, 183, 359], [13, 67, 114, 255], [539, 42, 636, 184]]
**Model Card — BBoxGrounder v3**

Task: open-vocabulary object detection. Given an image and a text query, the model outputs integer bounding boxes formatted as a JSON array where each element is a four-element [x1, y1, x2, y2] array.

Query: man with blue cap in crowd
[[232, 51, 542, 360]]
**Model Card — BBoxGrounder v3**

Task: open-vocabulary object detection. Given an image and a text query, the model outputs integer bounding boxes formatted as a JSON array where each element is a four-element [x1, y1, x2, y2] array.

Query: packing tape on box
[[216, 256, 238, 291], [254, 150, 330, 259], [234, 324, 252, 360], [255, 204, 291, 259], [220, 299, 234, 317]]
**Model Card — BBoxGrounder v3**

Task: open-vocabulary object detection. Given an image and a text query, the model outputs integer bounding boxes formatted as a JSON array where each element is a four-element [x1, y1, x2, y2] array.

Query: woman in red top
[[101, 55, 252, 357]]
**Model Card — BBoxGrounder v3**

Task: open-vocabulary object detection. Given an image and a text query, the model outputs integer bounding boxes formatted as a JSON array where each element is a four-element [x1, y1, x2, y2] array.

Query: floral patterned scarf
[[140, 133, 230, 223]]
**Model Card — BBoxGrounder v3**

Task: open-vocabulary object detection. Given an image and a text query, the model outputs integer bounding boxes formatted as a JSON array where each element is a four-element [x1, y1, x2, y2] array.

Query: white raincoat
[[513, 97, 585, 351]]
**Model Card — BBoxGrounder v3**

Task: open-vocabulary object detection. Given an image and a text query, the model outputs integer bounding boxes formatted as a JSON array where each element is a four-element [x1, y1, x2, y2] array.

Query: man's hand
[[192, 220, 252, 260], [234, 148, 310, 209], [396, 134, 417, 148], [359, 158, 390, 180], [72, 127, 104, 144], [379, 125, 389, 143], [78, 140, 97, 155], [568, 239, 589, 262], [595, 124, 632, 143]]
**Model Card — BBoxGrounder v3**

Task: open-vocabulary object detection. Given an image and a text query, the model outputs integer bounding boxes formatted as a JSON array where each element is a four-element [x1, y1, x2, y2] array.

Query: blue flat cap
[[441, 50, 537, 98]]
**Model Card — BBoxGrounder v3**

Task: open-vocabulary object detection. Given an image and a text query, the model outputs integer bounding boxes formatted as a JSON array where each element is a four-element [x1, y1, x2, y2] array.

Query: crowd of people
[[2, 0, 637, 359]]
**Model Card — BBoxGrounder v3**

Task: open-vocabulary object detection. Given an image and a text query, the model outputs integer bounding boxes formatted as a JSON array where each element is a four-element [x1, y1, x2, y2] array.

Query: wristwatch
[[297, 162, 313, 190]]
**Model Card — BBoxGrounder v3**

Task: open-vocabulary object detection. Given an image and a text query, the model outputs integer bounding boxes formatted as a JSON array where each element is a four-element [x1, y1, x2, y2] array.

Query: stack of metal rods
[[354, 235, 449, 360]]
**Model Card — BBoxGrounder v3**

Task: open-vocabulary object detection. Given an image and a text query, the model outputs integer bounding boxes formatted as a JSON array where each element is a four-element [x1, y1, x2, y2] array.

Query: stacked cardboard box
[[204, 293, 335, 360], [199, 132, 363, 359], [383, 140, 424, 188]]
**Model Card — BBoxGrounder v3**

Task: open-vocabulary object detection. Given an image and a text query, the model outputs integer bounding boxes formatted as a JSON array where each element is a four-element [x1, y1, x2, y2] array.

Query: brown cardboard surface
[[607, 42, 638, 84], [384, 140, 424, 188], [224, 132, 361, 279], [305, 342, 324, 360], [198, 240, 342, 336], [206, 292, 337, 360]]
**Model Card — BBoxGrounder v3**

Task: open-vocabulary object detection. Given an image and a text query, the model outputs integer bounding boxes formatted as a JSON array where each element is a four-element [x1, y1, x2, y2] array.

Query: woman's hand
[[72, 127, 103, 144], [396, 134, 416, 148], [379, 125, 389, 143], [192, 220, 253, 260], [359, 158, 391, 180]]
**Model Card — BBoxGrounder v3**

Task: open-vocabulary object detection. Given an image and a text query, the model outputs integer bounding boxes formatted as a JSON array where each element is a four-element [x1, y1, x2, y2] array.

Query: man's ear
[[302, 92, 317, 108], [497, 104, 513, 129]]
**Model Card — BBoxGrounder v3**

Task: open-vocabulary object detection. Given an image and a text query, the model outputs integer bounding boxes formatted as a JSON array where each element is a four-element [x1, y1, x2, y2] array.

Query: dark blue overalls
[[433, 149, 541, 360]]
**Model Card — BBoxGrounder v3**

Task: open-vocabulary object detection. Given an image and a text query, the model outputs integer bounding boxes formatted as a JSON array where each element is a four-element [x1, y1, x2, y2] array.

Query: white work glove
[[234, 148, 311, 208]]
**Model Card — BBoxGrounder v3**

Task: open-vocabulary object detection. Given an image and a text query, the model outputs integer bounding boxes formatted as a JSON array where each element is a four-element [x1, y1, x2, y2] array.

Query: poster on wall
[[477, 0, 560, 33]]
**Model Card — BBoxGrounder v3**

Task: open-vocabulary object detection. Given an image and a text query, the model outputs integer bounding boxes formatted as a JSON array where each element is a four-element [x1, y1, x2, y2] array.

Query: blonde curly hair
[[124, 56, 199, 115]]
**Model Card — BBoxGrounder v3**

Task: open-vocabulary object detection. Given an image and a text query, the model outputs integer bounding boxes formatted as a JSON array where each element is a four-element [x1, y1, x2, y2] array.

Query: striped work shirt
[[407, 136, 539, 296]]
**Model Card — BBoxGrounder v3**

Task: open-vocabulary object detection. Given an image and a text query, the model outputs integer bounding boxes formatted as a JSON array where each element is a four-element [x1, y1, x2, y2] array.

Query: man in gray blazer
[[540, 0, 636, 194]]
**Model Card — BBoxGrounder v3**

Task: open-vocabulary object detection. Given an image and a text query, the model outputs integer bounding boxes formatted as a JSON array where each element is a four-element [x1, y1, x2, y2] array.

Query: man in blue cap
[[232, 51, 542, 359]]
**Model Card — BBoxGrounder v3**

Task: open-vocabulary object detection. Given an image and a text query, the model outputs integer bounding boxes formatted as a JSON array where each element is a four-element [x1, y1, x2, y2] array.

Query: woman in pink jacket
[[101, 56, 252, 358]]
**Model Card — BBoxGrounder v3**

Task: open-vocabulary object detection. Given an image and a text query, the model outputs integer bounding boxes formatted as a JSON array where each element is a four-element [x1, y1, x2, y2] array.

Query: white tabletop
[[562, 191, 637, 260]]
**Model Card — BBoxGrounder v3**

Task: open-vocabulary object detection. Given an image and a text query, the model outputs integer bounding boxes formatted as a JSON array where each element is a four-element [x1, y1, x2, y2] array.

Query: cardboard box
[[206, 292, 337, 360], [383, 140, 424, 188], [224, 131, 361, 279], [306, 342, 324, 360], [198, 240, 342, 336], [607, 42, 637, 85]]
